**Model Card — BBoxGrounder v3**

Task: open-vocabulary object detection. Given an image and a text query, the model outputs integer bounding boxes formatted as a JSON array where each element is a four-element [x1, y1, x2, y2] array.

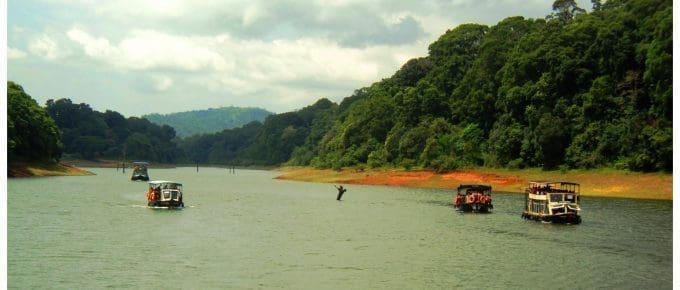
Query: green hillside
[[17, 0, 671, 173], [307, 0, 671, 172], [144, 107, 273, 138], [179, 0, 672, 172]]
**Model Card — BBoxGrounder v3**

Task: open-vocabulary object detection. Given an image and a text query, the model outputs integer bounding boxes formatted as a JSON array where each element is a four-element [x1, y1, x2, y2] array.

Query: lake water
[[7, 167, 672, 289]]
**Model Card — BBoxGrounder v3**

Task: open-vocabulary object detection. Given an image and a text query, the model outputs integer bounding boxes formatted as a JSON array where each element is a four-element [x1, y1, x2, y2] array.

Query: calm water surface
[[8, 167, 672, 289]]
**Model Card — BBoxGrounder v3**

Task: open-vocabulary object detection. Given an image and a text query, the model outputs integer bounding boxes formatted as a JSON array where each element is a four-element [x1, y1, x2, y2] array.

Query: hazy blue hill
[[144, 107, 273, 138]]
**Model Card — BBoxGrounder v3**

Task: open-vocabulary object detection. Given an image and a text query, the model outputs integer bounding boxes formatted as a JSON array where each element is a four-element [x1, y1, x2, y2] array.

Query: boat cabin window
[[530, 201, 546, 214], [550, 194, 564, 202]]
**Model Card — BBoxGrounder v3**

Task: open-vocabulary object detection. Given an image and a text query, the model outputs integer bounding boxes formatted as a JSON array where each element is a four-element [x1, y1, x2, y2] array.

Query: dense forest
[[8, 0, 672, 173], [143, 106, 272, 138], [7, 82, 63, 164], [177, 98, 337, 165], [44, 98, 183, 163], [304, 0, 673, 172], [183, 0, 671, 172]]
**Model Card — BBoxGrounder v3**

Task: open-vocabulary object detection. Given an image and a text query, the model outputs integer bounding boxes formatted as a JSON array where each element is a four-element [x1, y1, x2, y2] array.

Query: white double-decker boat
[[521, 181, 581, 224]]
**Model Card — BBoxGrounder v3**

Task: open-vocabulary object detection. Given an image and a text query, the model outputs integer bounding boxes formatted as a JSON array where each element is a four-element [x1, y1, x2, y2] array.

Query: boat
[[146, 180, 184, 208], [131, 161, 150, 181], [521, 181, 581, 224], [453, 184, 493, 212]]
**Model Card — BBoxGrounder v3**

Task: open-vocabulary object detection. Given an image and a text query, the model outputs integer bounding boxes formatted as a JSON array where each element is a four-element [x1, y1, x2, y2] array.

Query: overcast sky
[[7, 0, 591, 117]]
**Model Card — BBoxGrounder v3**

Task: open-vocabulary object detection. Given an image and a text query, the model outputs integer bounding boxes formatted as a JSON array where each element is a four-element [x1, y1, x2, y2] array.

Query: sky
[[7, 0, 592, 117]]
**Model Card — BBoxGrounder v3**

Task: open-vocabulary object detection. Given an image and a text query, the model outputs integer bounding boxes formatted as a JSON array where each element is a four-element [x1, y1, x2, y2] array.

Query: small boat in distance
[[521, 181, 581, 224], [131, 161, 150, 181], [147, 180, 184, 208], [454, 184, 493, 213]]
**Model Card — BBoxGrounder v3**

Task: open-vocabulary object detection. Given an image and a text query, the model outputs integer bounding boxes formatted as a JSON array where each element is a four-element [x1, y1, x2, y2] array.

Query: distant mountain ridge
[[144, 106, 273, 138]]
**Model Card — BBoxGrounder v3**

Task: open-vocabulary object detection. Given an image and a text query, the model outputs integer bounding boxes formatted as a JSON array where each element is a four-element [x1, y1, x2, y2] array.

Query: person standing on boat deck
[[335, 185, 347, 201]]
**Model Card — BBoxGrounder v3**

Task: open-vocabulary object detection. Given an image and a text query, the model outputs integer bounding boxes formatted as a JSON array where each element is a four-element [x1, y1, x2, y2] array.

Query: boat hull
[[148, 200, 184, 208], [456, 203, 493, 213], [521, 211, 581, 224], [131, 174, 149, 181]]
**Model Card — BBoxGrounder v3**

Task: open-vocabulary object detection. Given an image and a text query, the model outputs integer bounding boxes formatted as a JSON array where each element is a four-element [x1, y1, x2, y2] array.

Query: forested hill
[[44, 98, 183, 163], [143, 107, 272, 138], [12, 0, 671, 173], [180, 0, 671, 172], [306, 0, 672, 172]]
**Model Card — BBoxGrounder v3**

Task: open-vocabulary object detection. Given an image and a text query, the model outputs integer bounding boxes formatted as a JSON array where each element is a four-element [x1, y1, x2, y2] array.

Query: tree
[[7, 81, 63, 163], [551, 0, 586, 23]]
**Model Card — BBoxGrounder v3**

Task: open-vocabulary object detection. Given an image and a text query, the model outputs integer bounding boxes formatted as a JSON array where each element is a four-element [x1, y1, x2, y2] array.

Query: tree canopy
[[45, 98, 183, 163], [7, 82, 63, 163]]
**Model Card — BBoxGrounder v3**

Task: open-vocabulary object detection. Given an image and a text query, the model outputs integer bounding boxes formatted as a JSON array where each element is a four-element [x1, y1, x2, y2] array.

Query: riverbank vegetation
[[7, 82, 71, 177], [8, 0, 672, 182]]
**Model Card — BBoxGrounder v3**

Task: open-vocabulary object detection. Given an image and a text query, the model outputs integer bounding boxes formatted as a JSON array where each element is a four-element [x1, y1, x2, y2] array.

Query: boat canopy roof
[[148, 180, 181, 186], [528, 181, 580, 186], [457, 184, 492, 191], [133, 161, 149, 165]]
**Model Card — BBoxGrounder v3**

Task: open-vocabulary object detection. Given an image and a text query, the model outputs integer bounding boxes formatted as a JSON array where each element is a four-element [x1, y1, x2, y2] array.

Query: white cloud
[[64, 26, 413, 91], [152, 75, 173, 91], [7, 47, 28, 59], [242, 3, 268, 27], [66, 28, 116, 59], [67, 28, 228, 72], [9, 0, 578, 116], [28, 35, 66, 60]]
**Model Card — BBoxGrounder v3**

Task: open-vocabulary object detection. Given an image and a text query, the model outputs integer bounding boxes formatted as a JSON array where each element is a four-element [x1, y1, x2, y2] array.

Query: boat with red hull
[[454, 184, 493, 213]]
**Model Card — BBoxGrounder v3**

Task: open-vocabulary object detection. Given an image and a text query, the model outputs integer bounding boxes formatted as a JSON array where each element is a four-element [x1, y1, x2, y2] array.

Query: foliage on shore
[[44, 98, 182, 163], [8, 82, 63, 164], [275, 166, 672, 200]]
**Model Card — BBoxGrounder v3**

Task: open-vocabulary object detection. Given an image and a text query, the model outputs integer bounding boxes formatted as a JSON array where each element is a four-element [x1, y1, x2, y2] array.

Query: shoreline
[[275, 166, 672, 201], [8, 162, 95, 177], [9, 159, 672, 201]]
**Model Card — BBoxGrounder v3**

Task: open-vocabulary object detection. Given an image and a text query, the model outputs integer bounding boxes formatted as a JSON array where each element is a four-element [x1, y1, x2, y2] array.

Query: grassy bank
[[8, 162, 95, 177], [276, 166, 672, 200]]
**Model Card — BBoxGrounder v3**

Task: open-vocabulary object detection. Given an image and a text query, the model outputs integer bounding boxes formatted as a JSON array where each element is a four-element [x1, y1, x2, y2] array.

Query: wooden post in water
[[196, 162, 199, 172], [122, 146, 127, 174]]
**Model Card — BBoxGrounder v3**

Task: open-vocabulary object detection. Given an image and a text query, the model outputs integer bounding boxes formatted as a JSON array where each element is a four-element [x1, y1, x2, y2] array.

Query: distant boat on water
[[131, 161, 150, 181], [453, 184, 493, 213]]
